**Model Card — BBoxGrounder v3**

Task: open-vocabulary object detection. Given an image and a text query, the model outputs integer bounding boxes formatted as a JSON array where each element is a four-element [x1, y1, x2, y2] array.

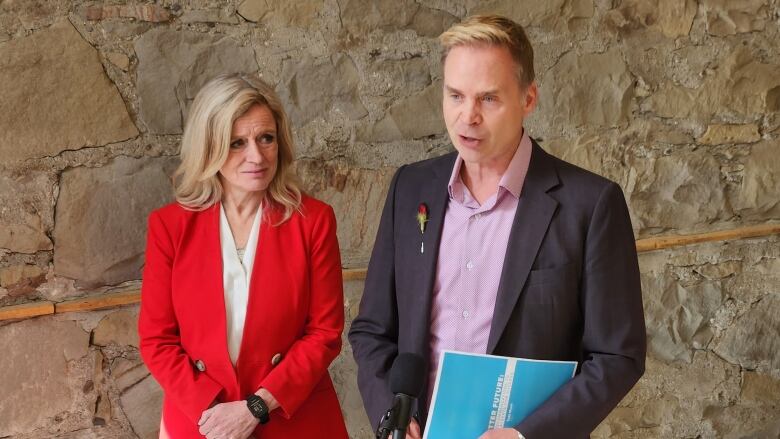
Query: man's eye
[[482, 95, 496, 103]]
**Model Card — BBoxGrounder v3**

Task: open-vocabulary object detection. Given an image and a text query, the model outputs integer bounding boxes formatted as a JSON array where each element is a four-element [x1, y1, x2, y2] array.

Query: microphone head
[[389, 352, 426, 397]]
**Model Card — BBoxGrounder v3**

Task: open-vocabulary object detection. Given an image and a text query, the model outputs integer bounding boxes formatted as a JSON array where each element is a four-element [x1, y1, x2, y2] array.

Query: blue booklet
[[423, 351, 577, 439]]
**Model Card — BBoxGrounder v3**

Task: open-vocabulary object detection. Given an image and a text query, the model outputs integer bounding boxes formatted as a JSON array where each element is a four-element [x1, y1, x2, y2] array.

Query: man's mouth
[[458, 134, 481, 146]]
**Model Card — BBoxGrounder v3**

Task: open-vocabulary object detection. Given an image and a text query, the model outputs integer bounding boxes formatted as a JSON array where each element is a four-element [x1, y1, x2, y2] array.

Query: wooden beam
[[1, 223, 778, 321], [343, 268, 368, 281], [0, 301, 55, 321], [636, 223, 780, 253], [55, 290, 141, 314]]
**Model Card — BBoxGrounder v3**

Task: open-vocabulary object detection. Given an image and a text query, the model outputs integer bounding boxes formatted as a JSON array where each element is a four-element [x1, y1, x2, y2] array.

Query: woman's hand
[[256, 388, 281, 411], [198, 401, 258, 439]]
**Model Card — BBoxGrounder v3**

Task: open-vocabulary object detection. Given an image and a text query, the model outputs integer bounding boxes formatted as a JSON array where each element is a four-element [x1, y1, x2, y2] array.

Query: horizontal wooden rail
[[0, 301, 55, 320], [1, 223, 777, 321], [55, 290, 142, 314], [634, 223, 780, 252], [342, 268, 367, 281]]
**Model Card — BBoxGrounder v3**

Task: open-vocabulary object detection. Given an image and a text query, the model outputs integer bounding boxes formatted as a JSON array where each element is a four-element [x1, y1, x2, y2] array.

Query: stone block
[[93, 307, 139, 348], [277, 53, 367, 126], [541, 132, 630, 189], [134, 28, 258, 134], [697, 123, 761, 145], [536, 48, 633, 129], [356, 81, 444, 142], [179, 9, 240, 24], [53, 156, 177, 287], [365, 57, 431, 97], [642, 274, 724, 362], [339, 0, 457, 39], [713, 293, 780, 371], [594, 352, 741, 437], [0, 171, 55, 253], [733, 140, 780, 219], [629, 151, 728, 233], [468, 0, 593, 28], [297, 162, 395, 267], [604, 0, 697, 38], [0, 20, 138, 163], [119, 374, 162, 439], [0, 318, 90, 436], [702, 0, 769, 36], [238, 0, 323, 27], [741, 371, 780, 403], [646, 48, 780, 121], [111, 357, 150, 392], [105, 51, 130, 71], [0, 264, 45, 297], [82, 4, 171, 22]]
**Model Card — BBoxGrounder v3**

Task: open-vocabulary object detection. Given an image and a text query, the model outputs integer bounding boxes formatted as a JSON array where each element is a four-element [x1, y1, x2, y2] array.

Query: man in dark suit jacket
[[349, 15, 646, 439]]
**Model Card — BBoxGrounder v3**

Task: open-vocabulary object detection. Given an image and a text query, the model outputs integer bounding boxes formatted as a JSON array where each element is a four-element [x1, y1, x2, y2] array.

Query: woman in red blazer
[[139, 73, 348, 438]]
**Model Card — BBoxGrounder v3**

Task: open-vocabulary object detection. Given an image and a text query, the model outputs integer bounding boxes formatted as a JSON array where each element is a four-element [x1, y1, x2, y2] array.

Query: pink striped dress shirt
[[427, 131, 533, 405]]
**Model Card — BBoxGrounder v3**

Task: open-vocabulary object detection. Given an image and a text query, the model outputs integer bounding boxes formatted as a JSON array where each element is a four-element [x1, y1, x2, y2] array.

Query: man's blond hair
[[439, 15, 535, 88]]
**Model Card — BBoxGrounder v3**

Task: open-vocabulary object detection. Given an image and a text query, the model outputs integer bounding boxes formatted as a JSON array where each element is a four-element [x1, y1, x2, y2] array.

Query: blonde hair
[[174, 73, 302, 223], [439, 15, 535, 88]]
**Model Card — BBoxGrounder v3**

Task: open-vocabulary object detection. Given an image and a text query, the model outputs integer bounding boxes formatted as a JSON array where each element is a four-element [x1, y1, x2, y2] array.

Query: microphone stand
[[391, 393, 413, 439], [376, 403, 398, 439]]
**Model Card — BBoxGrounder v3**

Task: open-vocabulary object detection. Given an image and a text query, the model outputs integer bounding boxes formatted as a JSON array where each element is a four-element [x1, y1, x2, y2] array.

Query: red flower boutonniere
[[417, 203, 428, 253]]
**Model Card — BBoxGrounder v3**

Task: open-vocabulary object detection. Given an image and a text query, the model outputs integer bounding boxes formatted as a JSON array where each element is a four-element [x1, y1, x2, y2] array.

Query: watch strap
[[246, 394, 270, 424]]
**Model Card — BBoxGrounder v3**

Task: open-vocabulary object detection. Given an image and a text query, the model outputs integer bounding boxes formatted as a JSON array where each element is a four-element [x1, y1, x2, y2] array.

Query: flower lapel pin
[[417, 203, 429, 253]]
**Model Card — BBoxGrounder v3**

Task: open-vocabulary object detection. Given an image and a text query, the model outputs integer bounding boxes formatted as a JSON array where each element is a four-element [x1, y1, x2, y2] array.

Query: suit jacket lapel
[[411, 154, 454, 355], [201, 203, 242, 389], [487, 142, 560, 354], [408, 154, 453, 417]]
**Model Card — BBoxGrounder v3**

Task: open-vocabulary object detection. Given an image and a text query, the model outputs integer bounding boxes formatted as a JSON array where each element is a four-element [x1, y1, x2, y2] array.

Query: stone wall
[[0, 0, 778, 437]]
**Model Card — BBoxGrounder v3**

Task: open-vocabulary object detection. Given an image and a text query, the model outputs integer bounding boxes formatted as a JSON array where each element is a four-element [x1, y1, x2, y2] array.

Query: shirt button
[[271, 353, 283, 366], [466, 261, 474, 270], [194, 359, 206, 372], [462, 310, 470, 318]]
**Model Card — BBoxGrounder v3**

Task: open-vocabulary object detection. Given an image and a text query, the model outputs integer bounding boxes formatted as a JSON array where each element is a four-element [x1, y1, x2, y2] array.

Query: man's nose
[[463, 99, 482, 125]]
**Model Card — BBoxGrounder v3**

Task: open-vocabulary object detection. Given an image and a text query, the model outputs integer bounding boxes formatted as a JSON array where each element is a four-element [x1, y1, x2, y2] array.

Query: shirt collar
[[447, 129, 533, 202]]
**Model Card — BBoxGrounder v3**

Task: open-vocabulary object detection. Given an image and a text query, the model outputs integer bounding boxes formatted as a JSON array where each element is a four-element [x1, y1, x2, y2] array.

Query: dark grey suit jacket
[[348, 141, 646, 438]]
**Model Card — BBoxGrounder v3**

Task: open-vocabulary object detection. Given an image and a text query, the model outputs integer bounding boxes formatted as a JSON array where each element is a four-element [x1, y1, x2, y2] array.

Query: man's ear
[[522, 81, 539, 115]]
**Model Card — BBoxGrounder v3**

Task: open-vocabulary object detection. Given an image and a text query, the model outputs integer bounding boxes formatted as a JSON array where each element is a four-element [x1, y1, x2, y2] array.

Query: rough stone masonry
[[0, 0, 778, 438]]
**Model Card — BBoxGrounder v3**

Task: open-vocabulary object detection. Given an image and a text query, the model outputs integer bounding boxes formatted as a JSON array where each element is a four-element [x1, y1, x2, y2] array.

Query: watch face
[[247, 396, 270, 424]]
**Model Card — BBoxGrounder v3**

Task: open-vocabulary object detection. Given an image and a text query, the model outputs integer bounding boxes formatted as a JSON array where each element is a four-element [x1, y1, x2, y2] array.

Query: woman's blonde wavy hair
[[173, 73, 302, 223]]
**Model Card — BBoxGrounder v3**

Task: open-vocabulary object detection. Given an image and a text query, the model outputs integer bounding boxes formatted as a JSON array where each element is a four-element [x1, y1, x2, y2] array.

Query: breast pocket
[[523, 263, 579, 305]]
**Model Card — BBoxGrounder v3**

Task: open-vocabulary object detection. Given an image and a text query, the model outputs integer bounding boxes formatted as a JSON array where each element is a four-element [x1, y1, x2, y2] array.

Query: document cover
[[424, 351, 577, 439]]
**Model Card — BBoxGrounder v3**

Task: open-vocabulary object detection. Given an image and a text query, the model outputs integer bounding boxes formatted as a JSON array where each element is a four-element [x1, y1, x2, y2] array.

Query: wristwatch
[[246, 394, 270, 424]]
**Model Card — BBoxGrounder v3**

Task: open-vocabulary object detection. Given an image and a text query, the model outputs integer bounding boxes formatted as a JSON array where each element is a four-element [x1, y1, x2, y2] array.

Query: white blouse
[[219, 204, 262, 365]]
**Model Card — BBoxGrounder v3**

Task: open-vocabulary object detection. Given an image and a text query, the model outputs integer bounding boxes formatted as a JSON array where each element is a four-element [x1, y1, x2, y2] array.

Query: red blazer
[[138, 195, 348, 438]]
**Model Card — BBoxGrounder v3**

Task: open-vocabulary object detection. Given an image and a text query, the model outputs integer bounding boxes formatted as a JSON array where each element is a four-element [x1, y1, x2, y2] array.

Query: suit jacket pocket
[[526, 263, 578, 286], [523, 263, 578, 305]]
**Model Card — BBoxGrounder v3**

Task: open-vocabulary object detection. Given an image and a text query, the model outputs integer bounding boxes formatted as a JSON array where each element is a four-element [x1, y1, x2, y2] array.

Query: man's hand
[[405, 417, 422, 439], [198, 401, 259, 439], [478, 427, 521, 439]]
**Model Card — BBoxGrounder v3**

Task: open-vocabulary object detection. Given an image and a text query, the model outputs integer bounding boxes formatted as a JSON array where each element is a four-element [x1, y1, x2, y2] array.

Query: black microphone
[[389, 353, 425, 439]]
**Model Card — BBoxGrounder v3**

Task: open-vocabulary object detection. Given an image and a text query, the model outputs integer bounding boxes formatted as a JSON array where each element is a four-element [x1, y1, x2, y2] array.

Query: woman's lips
[[242, 169, 268, 178]]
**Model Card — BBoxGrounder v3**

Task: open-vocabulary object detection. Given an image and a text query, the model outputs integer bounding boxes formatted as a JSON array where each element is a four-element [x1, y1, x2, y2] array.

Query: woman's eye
[[230, 140, 244, 149], [259, 134, 275, 144]]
